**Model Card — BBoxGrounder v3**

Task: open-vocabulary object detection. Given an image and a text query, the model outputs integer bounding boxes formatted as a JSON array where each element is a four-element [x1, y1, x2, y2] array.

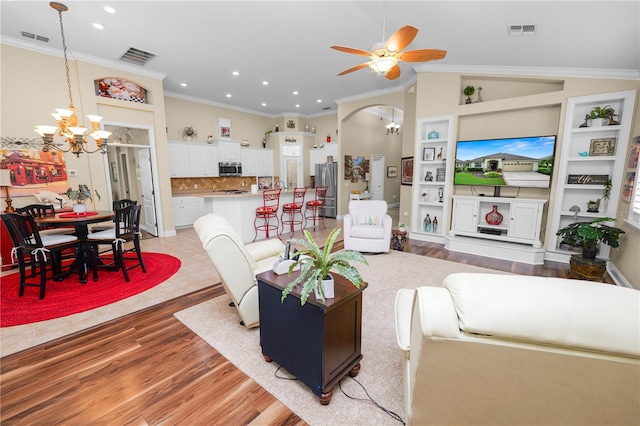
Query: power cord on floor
[[339, 375, 405, 425], [274, 366, 405, 425]]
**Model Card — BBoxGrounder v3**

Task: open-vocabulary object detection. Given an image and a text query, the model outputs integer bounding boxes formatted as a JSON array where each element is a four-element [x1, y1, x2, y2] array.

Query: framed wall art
[[589, 138, 616, 156], [422, 147, 435, 161], [218, 118, 231, 140], [401, 157, 413, 186], [387, 166, 398, 178]]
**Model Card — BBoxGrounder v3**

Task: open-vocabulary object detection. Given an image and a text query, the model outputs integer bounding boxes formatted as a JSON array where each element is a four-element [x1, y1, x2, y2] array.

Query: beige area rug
[[175, 250, 505, 425]]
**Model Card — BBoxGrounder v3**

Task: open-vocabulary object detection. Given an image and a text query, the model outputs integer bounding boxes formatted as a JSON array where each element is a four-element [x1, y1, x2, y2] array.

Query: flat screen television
[[454, 135, 556, 194]]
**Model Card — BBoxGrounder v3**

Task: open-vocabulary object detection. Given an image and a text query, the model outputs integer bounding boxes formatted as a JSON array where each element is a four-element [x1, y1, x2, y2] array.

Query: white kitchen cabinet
[[308, 144, 338, 175], [257, 148, 274, 176], [241, 148, 258, 176], [168, 142, 190, 177], [216, 140, 242, 162], [172, 196, 204, 228], [546, 90, 636, 262]]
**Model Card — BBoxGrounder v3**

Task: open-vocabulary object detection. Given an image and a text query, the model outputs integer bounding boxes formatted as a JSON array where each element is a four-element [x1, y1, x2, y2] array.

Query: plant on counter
[[281, 228, 368, 305], [556, 217, 625, 259], [179, 126, 198, 140]]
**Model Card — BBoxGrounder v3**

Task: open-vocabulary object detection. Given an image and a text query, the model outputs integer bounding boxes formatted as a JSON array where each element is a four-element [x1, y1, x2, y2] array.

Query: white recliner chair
[[194, 213, 285, 328], [343, 200, 392, 253]]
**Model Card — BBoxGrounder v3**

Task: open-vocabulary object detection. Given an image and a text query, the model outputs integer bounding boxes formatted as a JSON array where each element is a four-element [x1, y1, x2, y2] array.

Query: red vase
[[485, 205, 503, 225]]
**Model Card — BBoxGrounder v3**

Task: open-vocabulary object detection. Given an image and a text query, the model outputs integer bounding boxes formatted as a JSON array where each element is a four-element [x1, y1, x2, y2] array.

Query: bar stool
[[254, 188, 282, 241], [304, 186, 328, 231], [280, 187, 307, 236]]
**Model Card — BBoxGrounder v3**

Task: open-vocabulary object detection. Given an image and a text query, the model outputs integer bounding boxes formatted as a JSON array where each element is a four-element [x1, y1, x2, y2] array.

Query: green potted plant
[[556, 217, 625, 259], [281, 228, 368, 305], [587, 105, 617, 127], [65, 184, 101, 213], [463, 85, 475, 104], [179, 126, 197, 141]]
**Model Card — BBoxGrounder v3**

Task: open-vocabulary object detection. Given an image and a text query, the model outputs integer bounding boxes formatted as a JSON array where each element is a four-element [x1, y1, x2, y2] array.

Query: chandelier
[[34, 2, 111, 156], [386, 107, 400, 135]]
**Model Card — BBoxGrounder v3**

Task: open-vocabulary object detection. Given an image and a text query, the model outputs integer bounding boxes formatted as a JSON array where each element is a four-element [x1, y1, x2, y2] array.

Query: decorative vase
[[314, 274, 335, 299], [432, 216, 438, 233], [423, 214, 432, 232], [485, 205, 503, 225], [73, 203, 87, 214]]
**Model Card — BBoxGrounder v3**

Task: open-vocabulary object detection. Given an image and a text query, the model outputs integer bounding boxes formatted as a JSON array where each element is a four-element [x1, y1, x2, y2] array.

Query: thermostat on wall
[[68, 169, 77, 177]]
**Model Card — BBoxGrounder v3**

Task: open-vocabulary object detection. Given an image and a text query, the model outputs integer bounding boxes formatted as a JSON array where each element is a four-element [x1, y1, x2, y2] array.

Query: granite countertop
[[172, 189, 294, 198]]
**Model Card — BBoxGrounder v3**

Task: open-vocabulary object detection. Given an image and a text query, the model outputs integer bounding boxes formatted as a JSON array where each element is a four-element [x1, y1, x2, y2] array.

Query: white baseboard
[[607, 263, 634, 288], [445, 235, 545, 265]]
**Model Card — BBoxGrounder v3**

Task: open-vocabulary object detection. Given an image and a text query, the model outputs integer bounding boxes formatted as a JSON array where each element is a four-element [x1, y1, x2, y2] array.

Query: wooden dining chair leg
[[134, 236, 146, 273]]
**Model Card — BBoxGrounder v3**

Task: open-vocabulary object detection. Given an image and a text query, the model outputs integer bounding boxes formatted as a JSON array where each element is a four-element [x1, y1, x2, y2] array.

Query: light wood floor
[[1, 216, 608, 425]]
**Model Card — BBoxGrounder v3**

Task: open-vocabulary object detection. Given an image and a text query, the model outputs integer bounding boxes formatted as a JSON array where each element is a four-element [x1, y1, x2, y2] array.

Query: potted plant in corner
[[281, 228, 368, 305], [65, 184, 100, 213], [556, 217, 625, 259], [179, 126, 197, 142]]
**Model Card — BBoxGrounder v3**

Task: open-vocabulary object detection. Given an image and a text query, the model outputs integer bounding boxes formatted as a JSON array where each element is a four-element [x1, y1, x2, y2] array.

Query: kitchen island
[[192, 190, 298, 243]]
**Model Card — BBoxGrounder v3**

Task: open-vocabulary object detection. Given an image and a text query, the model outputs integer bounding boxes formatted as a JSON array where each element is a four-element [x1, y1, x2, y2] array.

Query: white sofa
[[395, 273, 640, 426], [194, 213, 285, 328], [343, 200, 392, 253]]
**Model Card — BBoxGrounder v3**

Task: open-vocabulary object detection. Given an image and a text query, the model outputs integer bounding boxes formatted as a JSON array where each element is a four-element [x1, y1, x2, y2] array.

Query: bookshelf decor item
[[567, 174, 609, 185], [422, 147, 435, 161], [428, 130, 440, 139], [589, 138, 616, 156]]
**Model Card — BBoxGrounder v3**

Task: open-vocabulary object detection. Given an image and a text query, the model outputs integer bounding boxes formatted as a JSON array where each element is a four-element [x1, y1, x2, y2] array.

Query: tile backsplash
[[171, 177, 278, 192]]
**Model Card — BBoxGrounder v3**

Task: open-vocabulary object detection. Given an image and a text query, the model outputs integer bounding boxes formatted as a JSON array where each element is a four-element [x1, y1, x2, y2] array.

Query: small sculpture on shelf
[[432, 216, 438, 233], [424, 171, 433, 181], [476, 86, 483, 103], [438, 187, 444, 203], [587, 199, 601, 213]]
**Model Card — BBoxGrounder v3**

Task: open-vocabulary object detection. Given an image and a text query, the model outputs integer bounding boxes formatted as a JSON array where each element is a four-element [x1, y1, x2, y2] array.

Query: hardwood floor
[[1, 236, 609, 425]]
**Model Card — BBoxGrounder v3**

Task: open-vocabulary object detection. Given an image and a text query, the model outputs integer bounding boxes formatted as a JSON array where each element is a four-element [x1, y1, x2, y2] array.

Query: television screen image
[[454, 135, 556, 188]]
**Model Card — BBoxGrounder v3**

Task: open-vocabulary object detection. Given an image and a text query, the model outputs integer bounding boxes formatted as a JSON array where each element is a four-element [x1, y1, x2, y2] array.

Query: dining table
[[35, 210, 115, 283]]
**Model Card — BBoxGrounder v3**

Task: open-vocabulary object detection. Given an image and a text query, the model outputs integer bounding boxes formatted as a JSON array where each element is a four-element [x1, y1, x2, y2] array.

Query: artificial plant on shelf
[[281, 228, 368, 305]]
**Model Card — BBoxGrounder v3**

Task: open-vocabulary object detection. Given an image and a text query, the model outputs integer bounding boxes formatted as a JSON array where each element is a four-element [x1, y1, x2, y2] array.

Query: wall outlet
[[194, 184, 198, 189], [404, 211, 408, 216], [68, 169, 77, 177]]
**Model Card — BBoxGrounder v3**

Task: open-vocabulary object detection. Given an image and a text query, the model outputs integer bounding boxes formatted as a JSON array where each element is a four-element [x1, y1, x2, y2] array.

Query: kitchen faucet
[[274, 180, 286, 190]]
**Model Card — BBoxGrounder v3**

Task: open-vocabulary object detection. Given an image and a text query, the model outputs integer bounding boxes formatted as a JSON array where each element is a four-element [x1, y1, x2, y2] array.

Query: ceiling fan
[[331, 25, 446, 80]]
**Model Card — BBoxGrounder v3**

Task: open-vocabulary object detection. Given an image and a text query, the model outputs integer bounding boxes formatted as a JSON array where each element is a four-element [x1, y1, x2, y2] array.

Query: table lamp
[[0, 169, 15, 213]]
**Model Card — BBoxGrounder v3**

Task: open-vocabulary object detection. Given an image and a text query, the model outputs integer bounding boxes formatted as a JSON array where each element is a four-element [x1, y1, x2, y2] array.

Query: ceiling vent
[[508, 24, 536, 36], [119, 47, 156, 66], [21, 31, 49, 43]]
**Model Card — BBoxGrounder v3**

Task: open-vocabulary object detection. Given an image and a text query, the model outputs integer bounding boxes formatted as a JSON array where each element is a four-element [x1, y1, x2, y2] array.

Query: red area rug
[[1, 252, 181, 327]]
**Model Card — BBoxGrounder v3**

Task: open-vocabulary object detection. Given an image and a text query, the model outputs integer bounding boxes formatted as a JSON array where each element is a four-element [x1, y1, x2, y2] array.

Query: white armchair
[[343, 200, 392, 253], [194, 214, 285, 328]]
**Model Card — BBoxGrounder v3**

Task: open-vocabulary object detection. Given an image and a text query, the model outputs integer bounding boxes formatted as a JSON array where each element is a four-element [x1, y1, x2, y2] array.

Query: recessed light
[[262, 81, 269, 85], [226, 94, 232, 98], [261, 103, 267, 106], [104, 6, 116, 14], [232, 71, 239, 76], [317, 99, 322, 103], [92, 23, 104, 30], [295, 104, 300, 108], [293, 91, 298, 95], [180, 83, 187, 87]]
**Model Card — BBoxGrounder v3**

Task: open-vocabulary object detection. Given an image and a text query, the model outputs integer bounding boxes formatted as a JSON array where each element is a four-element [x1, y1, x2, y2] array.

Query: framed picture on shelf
[[401, 157, 413, 186], [387, 166, 397, 178], [422, 147, 435, 161], [589, 137, 616, 156], [629, 135, 639, 168]]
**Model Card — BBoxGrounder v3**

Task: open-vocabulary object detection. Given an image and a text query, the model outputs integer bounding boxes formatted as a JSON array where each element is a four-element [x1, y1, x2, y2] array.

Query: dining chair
[[1, 213, 79, 299], [16, 204, 75, 236], [91, 199, 138, 233], [87, 204, 146, 282], [253, 188, 282, 241]]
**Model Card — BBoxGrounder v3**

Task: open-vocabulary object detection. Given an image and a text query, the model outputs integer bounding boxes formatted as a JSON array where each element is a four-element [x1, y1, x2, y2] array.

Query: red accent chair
[[280, 187, 307, 236], [253, 188, 282, 241], [304, 186, 328, 231]]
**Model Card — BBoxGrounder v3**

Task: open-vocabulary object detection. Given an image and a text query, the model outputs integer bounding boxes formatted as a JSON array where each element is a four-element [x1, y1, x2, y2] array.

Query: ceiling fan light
[[369, 57, 397, 75]]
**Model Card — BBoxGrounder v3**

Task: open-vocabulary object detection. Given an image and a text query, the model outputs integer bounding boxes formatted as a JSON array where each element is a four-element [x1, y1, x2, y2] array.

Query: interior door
[[138, 149, 158, 236], [370, 154, 385, 200]]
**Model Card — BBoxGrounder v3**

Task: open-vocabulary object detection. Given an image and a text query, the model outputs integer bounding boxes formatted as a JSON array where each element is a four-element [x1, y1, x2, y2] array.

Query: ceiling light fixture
[[92, 23, 104, 30], [32, 2, 111, 156], [385, 107, 400, 135], [103, 6, 116, 14]]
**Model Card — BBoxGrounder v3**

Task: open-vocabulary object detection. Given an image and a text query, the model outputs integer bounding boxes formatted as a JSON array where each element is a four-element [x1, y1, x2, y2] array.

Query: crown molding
[[2, 36, 166, 80], [413, 64, 640, 80], [335, 76, 417, 106]]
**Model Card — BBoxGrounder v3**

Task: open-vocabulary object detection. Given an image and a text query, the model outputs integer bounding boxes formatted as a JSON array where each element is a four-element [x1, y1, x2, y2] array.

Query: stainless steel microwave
[[219, 162, 242, 176]]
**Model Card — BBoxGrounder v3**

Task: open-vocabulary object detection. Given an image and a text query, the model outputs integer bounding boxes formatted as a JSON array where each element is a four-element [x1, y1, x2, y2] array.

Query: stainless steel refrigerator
[[315, 162, 337, 218]]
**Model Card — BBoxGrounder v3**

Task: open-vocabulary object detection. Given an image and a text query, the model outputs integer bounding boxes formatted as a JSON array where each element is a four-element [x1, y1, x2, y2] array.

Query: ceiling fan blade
[[385, 64, 401, 80], [330, 45, 372, 56], [400, 49, 448, 62], [385, 25, 418, 52], [337, 62, 370, 76]]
